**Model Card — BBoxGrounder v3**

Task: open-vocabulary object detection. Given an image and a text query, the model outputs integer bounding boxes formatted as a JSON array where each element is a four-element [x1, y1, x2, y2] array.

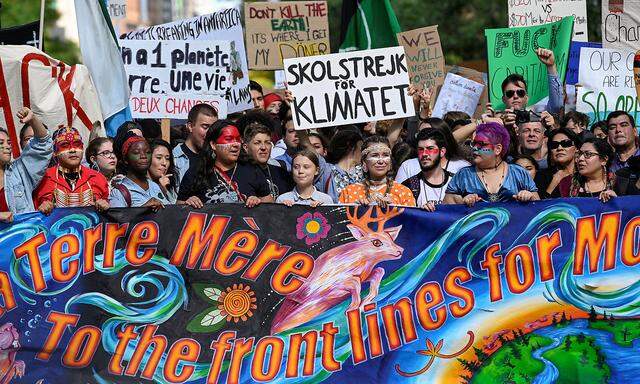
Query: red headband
[[122, 136, 146, 157]]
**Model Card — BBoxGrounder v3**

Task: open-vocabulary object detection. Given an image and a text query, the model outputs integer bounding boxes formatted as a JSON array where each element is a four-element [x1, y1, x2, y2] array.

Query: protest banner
[[245, 1, 330, 70], [284, 47, 414, 130], [508, 0, 588, 41], [567, 41, 603, 85], [0, 21, 41, 49], [107, 0, 126, 20], [576, 47, 638, 124], [0, 45, 103, 157], [397, 25, 445, 91], [485, 17, 574, 110], [432, 72, 484, 118], [121, 9, 252, 113], [118, 40, 231, 119], [3, 197, 640, 382], [602, 0, 640, 51]]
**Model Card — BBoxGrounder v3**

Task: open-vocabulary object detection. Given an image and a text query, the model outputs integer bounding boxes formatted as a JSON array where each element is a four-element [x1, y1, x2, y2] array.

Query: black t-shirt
[[178, 163, 271, 204], [255, 163, 294, 199], [181, 143, 200, 175]]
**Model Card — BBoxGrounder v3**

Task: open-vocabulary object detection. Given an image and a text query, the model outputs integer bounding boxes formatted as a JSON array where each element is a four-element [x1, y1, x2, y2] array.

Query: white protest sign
[[508, 0, 588, 41], [576, 47, 638, 123], [120, 9, 252, 113], [274, 70, 287, 89], [432, 73, 484, 118], [602, 0, 640, 50], [0, 45, 103, 157], [119, 40, 231, 119], [284, 47, 414, 130], [108, 0, 127, 20]]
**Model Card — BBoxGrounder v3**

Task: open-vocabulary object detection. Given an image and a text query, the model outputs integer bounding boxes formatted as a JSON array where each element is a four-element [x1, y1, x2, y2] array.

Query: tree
[[589, 306, 597, 322], [564, 336, 572, 351], [0, 1, 79, 63], [561, 311, 568, 324], [577, 332, 586, 344], [622, 327, 630, 342], [473, 346, 488, 363]]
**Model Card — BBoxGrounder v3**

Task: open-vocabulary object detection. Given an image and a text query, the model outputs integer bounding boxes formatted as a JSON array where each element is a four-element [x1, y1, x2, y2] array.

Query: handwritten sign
[[119, 40, 231, 119], [121, 9, 252, 113], [445, 65, 489, 118], [485, 17, 574, 110], [397, 25, 445, 91], [508, 0, 588, 41], [602, 0, 640, 51], [108, 0, 126, 20], [432, 73, 485, 118], [284, 47, 414, 130], [245, 1, 330, 70], [567, 41, 603, 85], [576, 47, 638, 124]]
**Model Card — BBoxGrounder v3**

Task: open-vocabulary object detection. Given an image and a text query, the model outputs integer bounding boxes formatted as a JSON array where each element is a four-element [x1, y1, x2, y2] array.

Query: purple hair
[[476, 122, 510, 158]]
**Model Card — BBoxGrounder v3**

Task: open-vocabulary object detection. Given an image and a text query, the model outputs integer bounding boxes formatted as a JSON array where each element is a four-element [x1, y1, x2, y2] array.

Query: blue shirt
[[110, 177, 170, 208], [446, 164, 538, 202]]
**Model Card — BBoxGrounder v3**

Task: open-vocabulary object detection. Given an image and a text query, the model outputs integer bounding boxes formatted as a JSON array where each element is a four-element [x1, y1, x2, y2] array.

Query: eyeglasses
[[97, 150, 115, 157], [549, 139, 574, 150], [576, 151, 600, 159], [504, 89, 527, 98]]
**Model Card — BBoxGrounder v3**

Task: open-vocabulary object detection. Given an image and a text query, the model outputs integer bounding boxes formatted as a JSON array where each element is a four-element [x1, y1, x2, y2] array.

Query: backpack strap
[[114, 183, 132, 207]]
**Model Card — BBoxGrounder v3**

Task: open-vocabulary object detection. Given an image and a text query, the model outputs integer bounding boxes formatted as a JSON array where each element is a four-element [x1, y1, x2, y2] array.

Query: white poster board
[[119, 40, 231, 119], [602, 0, 640, 50], [508, 0, 588, 41], [284, 47, 414, 130], [432, 73, 484, 118], [576, 47, 638, 123], [108, 0, 126, 20], [120, 9, 252, 113]]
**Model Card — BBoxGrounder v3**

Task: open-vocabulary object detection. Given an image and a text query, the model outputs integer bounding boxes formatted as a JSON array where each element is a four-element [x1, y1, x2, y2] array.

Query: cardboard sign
[[119, 40, 231, 119], [284, 47, 414, 130], [508, 0, 588, 41], [567, 41, 603, 85], [245, 1, 330, 70], [602, 0, 640, 51], [0, 45, 103, 157], [432, 73, 485, 118], [397, 25, 445, 91], [121, 9, 252, 113], [485, 17, 574, 110], [108, 0, 126, 20], [576, 47, 638, 124]]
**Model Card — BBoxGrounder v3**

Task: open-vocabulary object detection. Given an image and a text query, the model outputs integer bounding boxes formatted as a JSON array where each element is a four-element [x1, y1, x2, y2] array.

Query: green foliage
[[543, 335, 611, 384], [0, 0, 79, 63], [590, 318, 640, 347]]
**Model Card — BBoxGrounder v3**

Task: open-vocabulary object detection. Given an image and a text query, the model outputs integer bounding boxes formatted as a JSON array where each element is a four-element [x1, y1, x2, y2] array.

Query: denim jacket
[[4, 134, 53, 214]]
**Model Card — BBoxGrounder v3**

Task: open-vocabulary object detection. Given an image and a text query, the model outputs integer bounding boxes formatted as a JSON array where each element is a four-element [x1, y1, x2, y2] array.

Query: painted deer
[[271, 206, 404, 334]]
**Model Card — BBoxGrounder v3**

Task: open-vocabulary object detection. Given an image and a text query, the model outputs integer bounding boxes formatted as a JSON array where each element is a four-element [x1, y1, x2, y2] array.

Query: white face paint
[[362, 143, 392, 179]]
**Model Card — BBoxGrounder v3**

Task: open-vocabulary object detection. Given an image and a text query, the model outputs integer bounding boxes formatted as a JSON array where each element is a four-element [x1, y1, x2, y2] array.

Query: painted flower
[[296, 212, 331, 245], [187, 283, 258, 333]]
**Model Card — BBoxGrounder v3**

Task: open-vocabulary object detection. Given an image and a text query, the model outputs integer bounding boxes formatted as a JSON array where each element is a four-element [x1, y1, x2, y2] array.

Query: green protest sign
[[485, 16, 573, 110]]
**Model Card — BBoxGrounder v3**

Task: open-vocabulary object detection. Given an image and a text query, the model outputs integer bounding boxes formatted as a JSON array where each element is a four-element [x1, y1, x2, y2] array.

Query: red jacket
[[33, 166, 109, 208]]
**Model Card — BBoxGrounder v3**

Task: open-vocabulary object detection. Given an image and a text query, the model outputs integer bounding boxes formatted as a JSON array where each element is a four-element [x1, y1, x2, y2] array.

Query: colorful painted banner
[[1, 197, 640, 383], [485, 17, 574, 110]]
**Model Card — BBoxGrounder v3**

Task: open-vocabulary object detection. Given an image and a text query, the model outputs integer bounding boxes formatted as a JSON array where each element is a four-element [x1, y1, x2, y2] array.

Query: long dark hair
[[361, 135, 394, 199], [149, 139, 177, 190], [546, 127, 580, 169], [191, 119, 237, 195], [326, 129, 363, 164], [570, 137, 615, 196]]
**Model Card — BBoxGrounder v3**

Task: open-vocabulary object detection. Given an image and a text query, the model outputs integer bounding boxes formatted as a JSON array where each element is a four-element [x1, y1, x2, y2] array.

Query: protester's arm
[[537, 48, 563, 113], [14, 109, 52, 188], [443, 193, 463, 204], [18, 107, 47, 138]]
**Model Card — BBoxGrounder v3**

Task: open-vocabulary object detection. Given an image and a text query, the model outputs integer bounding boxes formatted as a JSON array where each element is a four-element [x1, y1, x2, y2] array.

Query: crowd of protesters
[[0, 47, 638, 222]]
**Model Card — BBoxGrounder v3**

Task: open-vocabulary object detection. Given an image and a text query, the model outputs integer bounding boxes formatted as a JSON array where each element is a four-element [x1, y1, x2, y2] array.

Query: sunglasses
[[549, 139, 574, 150], [504, 89, 527, 98]]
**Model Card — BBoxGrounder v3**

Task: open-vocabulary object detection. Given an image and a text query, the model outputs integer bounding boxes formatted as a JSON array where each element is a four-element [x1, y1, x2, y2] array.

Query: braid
[[364, 174, 371, 199], [385, 176, 394, 198]]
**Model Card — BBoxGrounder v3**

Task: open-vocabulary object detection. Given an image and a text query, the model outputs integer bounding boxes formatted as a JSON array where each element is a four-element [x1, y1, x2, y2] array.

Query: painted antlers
[[346, 205, 403, 233]]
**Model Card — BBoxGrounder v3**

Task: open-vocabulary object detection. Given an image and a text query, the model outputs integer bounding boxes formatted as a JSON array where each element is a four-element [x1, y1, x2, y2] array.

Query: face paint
[[470, 136, 495, 155], [54, 127, 83, 154], [417, 147, 440, 159], [216, 126, 241, 145]]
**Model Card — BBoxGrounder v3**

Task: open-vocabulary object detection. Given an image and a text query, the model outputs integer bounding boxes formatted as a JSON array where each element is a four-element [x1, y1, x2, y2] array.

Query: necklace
[[479, 162, 506, 202], [263, 165, 279, 199], [584, 179, 605, 196], [215, 164, 238, 195]]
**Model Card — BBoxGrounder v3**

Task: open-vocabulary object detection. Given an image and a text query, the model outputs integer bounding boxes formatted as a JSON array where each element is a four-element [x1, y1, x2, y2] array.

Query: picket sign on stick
[[118, 40, 232, 119], [284, 47, 414, 130], [396, 25, 445, 92], [245, 1, 330, 70]]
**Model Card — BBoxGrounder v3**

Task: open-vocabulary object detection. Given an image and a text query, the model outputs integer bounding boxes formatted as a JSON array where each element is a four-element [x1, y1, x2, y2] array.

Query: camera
[[514, 109, 532, 125]]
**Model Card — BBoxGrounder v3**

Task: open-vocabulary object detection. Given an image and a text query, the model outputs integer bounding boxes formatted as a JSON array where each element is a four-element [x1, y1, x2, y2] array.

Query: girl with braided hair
[[339, 136, 416, 207]]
